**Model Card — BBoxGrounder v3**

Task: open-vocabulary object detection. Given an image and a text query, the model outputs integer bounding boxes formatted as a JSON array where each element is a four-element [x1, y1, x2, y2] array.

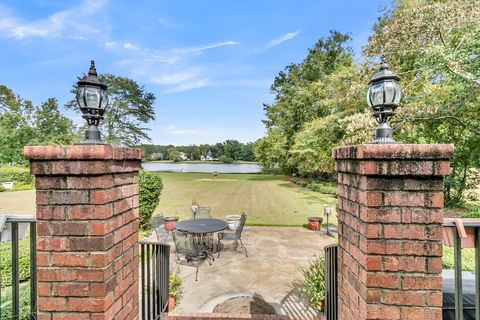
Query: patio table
[[174, 218, 227, 253]]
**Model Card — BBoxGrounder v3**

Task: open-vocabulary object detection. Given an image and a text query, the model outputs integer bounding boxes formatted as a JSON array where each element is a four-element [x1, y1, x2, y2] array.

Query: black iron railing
[[324, 244, 338, 320], [140, 240, 170, 320], [0, 215, 37, 320], [443, 220, 480, 320]]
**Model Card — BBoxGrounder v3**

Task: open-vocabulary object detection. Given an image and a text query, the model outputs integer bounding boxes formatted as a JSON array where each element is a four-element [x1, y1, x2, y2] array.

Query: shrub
[[139, 171, 163, 230], [169, 269, 183, 301], [0, 185, 5, 192], [219, 155, 234, 164], [0, 167, 33, 185], [300, 254, 325, 311], [0, 282, 31, 320], [0, 235, 31, 287], [442, 246, 476, 271]]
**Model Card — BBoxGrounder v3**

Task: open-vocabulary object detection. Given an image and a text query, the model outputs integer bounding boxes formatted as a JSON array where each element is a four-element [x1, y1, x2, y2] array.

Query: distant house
[[150, 152, 164, 160], [179, 152, 189, 161], [200, 154, 218, 161]]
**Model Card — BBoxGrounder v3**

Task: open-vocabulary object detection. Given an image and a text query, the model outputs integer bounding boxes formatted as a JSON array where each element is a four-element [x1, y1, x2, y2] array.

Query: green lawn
[[153, 172, 337, 226]]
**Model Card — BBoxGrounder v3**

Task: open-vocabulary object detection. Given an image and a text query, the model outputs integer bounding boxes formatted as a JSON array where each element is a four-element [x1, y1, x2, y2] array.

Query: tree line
[[141, 140, 255, 163], [253, 0, 480, 206]]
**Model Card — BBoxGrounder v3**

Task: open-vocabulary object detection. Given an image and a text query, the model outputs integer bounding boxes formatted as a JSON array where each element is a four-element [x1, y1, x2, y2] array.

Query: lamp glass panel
[[100, 90, 108, 110], [369, 82, 384, 107], [85, 87, 101, 109], [76, 87, 86, 109], [384, 81, 396, 104], [392, 81, 402, 104]]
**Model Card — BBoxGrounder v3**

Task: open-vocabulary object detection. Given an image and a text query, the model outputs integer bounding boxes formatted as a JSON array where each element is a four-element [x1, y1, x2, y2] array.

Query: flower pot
[[307, 217, 323, 231], [226, 215, 241, 230], [168, 296, 175, 312], [319, 297, 325, 312], [164, 217, 179, 232], [0, 181, 14, 190]]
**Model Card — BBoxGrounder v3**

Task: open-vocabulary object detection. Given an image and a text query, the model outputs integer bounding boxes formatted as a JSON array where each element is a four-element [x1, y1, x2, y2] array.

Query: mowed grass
[[153, 172, 337, 226]]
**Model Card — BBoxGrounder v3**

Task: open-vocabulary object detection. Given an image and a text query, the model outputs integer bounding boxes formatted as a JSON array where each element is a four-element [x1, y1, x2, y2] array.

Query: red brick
[[366, 273, 399, 288], [384, 191, 424, 207], [401, 307, 442, 320], [38, 297, 67, 311], [37, 206, 66, 220], [53, 283, 90, 297], [402, 275, 442, 290], [66, 204, 113, 220], [383, 290, 425, 306], [67, 175, 114, 189], [90, 188, 122, 204], [51, 252, 90, 267], [52, 313, 90, 320], [50, 221, 90, 236]]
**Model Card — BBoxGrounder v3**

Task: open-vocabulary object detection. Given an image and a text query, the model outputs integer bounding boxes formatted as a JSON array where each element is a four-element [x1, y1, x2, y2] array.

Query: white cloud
[[158, 17, 179, 28], [173, 41, 237, 54], [163, 79, 209, 93], [165, 125, 198, 135], [123, 42, 139, 50], [265, 31, 299, 48], [0, 0, 109, 39], [151, 69, 200, 85]]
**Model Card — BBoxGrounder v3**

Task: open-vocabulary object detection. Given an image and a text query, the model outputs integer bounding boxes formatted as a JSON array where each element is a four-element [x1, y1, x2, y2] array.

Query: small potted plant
[[300, 254, 326, 312], [307, 217, 323, 231], [164, 216, 179, 231], [168, 270, 182, 311]]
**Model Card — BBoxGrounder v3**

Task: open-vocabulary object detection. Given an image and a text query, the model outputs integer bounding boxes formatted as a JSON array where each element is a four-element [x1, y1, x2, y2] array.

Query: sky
[[0, 0, 390, 145]]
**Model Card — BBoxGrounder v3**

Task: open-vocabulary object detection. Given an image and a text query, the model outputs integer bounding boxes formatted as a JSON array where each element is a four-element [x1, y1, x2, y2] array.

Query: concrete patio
[[151, 226, 334, 320]]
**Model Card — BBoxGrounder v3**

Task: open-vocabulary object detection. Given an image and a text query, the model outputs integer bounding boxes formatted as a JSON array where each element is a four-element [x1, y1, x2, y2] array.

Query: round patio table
[[175, 218, 227, 254], [174, 218, 227, 234]]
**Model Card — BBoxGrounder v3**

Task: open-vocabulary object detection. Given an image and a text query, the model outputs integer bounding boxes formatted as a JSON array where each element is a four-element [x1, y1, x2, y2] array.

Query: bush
[[139, 171, 163, 230], [169, 269, 183, 301], [0, 185, 5, 192], [442, 246, 476, 271], [0, 235, 31, 287], [300, 254, 325, 311], [0, 282, 31, 320], [0, 167, 33, 185], [219, 155, 234, 164]]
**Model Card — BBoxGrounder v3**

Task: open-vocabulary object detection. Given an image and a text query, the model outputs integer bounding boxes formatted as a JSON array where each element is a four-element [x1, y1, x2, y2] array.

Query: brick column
[[24, 145, 143, 320], [333, 144, 453, 320]]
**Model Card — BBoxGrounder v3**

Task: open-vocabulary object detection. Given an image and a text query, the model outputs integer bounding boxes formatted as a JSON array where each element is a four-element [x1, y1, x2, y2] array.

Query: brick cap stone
[[24, 145, 144, 161], [332, 144, 453, 160]]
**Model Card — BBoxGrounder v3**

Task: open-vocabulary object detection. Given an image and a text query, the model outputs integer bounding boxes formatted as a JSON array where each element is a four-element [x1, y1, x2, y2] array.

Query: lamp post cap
[[78, 60, 107, 90], [368, 56, 400, 84]]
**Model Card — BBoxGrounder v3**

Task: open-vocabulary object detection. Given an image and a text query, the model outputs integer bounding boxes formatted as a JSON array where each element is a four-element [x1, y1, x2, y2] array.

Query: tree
[[168, 150, 182, 162], [68, 74, 156, 146], [0, 85, 35, 165], [223, 139, 242, 160], [32, 98, 76, 145]]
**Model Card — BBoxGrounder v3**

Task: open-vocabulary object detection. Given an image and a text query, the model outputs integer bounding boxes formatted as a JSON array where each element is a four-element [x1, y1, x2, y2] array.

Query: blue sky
[[0, 0, 390, 145]]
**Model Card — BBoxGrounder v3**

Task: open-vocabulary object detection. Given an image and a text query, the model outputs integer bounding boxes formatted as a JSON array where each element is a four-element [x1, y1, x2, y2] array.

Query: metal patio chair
[[151, 214, 170, 242], [217, 213, 248, 257], [172, 230, 212, 281], [193, 207, 212, 219]]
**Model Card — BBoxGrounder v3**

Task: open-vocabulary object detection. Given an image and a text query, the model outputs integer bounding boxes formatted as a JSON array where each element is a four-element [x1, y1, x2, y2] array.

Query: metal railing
[[443, 220, 480, 320], [324, 244, 338, 320], [140, 240, 170, 320], [0, 215, 37, 320]]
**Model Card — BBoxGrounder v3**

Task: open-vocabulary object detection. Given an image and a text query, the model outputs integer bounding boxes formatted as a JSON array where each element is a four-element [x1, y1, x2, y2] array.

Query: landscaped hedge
[[291, 177, 337, 196], [0, 166, 34, 191], [139, 171, 163, 230]]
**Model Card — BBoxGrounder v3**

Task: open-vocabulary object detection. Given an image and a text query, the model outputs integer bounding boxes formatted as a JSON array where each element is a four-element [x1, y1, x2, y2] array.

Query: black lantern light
[[367, 56, 402, 144], [76, 60, 108, 145]]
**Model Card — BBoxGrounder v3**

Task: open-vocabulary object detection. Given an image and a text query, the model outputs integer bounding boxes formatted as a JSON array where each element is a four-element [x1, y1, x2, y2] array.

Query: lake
[[142, 162, 263, 173]]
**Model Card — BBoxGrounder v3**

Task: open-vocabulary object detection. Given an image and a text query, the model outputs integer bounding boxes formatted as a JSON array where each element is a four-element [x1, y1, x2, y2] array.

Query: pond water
[[142, 162, 263, 173]]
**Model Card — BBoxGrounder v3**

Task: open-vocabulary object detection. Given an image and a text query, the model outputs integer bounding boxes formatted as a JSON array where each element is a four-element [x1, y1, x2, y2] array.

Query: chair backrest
[[172, 230, 197, 257], [150, 215, 164, 228], [236, 213, 247, 239], [195, 207, 212, 219]]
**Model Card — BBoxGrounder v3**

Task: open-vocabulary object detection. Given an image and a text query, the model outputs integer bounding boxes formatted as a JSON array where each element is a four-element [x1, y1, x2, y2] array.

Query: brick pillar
[[333, 144, 453, 320], [24, 145, 143, 320]]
